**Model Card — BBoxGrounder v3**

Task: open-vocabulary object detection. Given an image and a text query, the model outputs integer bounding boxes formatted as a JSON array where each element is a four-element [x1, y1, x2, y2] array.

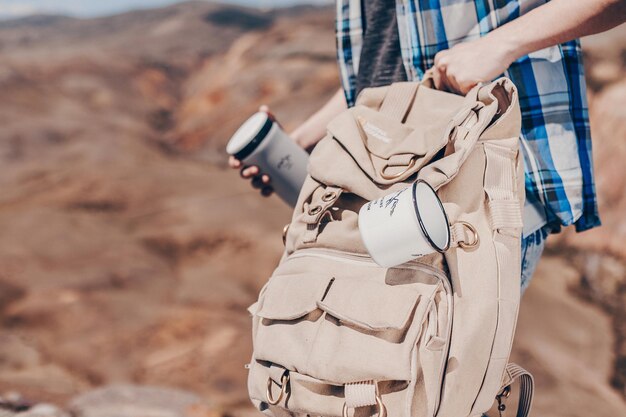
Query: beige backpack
[[246, 77, 534, 417]]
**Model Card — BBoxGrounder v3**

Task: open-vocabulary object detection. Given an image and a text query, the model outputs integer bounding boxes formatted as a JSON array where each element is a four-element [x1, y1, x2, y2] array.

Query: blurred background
[[0, 1, 624, 416]]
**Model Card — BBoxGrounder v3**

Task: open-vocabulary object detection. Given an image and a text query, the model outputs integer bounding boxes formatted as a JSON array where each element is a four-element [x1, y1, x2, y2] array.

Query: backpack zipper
[[286, 248, 453, 416]]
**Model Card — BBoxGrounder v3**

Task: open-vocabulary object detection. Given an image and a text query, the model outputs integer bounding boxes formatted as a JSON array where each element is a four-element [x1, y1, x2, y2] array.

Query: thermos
[[227, 111, 309, 207]]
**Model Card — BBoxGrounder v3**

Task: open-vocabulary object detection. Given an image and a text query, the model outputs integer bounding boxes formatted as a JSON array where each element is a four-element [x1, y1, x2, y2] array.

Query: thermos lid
[[226, 111, 274, 161]]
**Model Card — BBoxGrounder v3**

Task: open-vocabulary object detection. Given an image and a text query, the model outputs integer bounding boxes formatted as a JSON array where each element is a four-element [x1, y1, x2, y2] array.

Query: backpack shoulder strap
[[379, 82, 419, 121]]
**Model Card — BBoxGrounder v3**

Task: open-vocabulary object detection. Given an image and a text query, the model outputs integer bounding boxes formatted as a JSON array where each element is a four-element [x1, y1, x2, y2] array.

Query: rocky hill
[[0, 1, 624, 416]]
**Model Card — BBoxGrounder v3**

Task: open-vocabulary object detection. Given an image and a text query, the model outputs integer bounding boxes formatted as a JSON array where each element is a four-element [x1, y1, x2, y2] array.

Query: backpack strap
[[379, 82, 420, 121], [417, 99, 492, 190], [484, 142, 524, 231], [344, 381, 378, 408], [417, 79, 516, 192], [301, 185, 343, 244], [343, 381, 386, 417], [498, 362, 534, 417]]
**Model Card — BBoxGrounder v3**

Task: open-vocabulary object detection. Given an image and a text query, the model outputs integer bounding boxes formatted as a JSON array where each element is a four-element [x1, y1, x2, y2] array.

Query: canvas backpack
[[246, 76, 534, 417]]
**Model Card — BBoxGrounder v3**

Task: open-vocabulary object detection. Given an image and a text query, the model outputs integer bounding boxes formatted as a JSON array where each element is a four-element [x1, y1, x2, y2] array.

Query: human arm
[[290, 88, 347, 152], [432, 0, 626, 94]]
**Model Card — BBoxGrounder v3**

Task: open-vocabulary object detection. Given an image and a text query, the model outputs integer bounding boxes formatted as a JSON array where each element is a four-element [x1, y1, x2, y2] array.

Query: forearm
[[487, 0, 626, 62], [291, 88, 347, 150]]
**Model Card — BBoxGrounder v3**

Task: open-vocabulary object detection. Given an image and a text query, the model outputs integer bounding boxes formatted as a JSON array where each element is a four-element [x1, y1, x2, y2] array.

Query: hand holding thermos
[[227, 105, 310, 207], [228, 105, 275, 197]]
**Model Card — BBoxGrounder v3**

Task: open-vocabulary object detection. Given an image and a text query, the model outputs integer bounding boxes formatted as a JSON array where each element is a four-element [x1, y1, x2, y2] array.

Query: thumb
[[431, 67, 444, 91], [259, 104, 278, 125]]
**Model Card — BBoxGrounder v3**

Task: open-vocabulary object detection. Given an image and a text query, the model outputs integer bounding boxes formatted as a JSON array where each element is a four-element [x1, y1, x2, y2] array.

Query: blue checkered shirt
[[335, 0, 600, 233]]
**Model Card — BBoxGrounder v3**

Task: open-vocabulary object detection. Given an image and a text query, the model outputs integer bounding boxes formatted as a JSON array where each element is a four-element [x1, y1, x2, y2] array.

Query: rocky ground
[[0, 1, 624, 416]]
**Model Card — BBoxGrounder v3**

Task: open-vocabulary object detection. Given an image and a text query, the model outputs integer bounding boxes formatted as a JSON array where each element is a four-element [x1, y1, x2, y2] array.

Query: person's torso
[[335, 0, 600, 234], [354, 0, 407, 97]]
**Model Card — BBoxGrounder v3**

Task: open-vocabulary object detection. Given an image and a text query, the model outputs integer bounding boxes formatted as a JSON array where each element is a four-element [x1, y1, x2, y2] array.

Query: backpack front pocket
[[252, 252, 440, 384], [253, 271, 332, 374], [254, 272, 426, 382], [249, 250, 454, 417], [309, 276, 427, 383]]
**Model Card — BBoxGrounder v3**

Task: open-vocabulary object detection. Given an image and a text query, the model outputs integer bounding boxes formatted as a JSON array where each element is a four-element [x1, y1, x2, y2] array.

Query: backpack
[[246, 77, 534, 417]]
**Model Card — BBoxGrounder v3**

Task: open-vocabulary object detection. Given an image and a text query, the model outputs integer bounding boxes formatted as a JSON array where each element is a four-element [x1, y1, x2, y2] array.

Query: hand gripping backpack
[[246, 77, 534, 417]]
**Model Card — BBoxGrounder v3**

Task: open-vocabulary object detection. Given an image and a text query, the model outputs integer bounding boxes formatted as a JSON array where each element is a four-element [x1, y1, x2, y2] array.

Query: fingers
[[229, 155, 241, 169], [433, 50, 445, 68], [251, 174, 274, 197], [234, 161, 274, 196], [230, 158, 261, 181], [458, 79, 479, 95], [232, 160, 270, 183], [431, 66, 444, 90], [259, 104, 278, 124], [433, 68, 453, 92], [260, 186, 273, 197], [250, 173, 271, 187], [433, 52, 451, 92], [240, 165, 259, 178], [433, 65, 456, 93], [229, 127, 273, 198], [259, 104, 271, 119], [433, 61, 463, 94], [251, 175, 264, 189], [443, 72, 462, 94], [433, 47, 480, 95], [434, 50, 464, 94]]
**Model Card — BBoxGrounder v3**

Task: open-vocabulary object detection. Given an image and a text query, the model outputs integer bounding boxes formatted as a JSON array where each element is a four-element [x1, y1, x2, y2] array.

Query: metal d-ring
[[342, 395, 387, 417], [496, 385, 511, 413], [457, 221, 480, 249], [282, 223, 290, 246], [380, 156, 417, 180], [266, 374, 289, 405], [499, 385, 511, 399]]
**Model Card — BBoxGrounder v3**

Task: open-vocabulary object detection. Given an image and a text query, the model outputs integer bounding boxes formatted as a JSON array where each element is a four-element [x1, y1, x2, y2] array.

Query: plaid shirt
[[335, 0, 600, 233]]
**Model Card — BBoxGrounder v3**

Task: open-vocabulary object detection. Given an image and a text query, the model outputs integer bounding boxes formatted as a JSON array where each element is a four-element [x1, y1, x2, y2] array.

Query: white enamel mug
[[227, 111, 309, 207], [358, 180, 451, 267]]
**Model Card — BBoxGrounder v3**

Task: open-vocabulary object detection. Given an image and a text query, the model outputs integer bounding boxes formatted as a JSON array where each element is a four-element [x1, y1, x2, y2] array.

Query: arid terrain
[[0, 1, 625, 416]]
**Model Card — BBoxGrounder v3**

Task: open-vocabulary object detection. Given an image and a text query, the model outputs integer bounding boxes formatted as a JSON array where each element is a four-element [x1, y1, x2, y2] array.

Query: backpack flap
[[417, 79, 518, 192], [256, 272, 330, 321], [308, 81, 467, 192], [252, 268, 436, 384], [317, 277, 423, 331]]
